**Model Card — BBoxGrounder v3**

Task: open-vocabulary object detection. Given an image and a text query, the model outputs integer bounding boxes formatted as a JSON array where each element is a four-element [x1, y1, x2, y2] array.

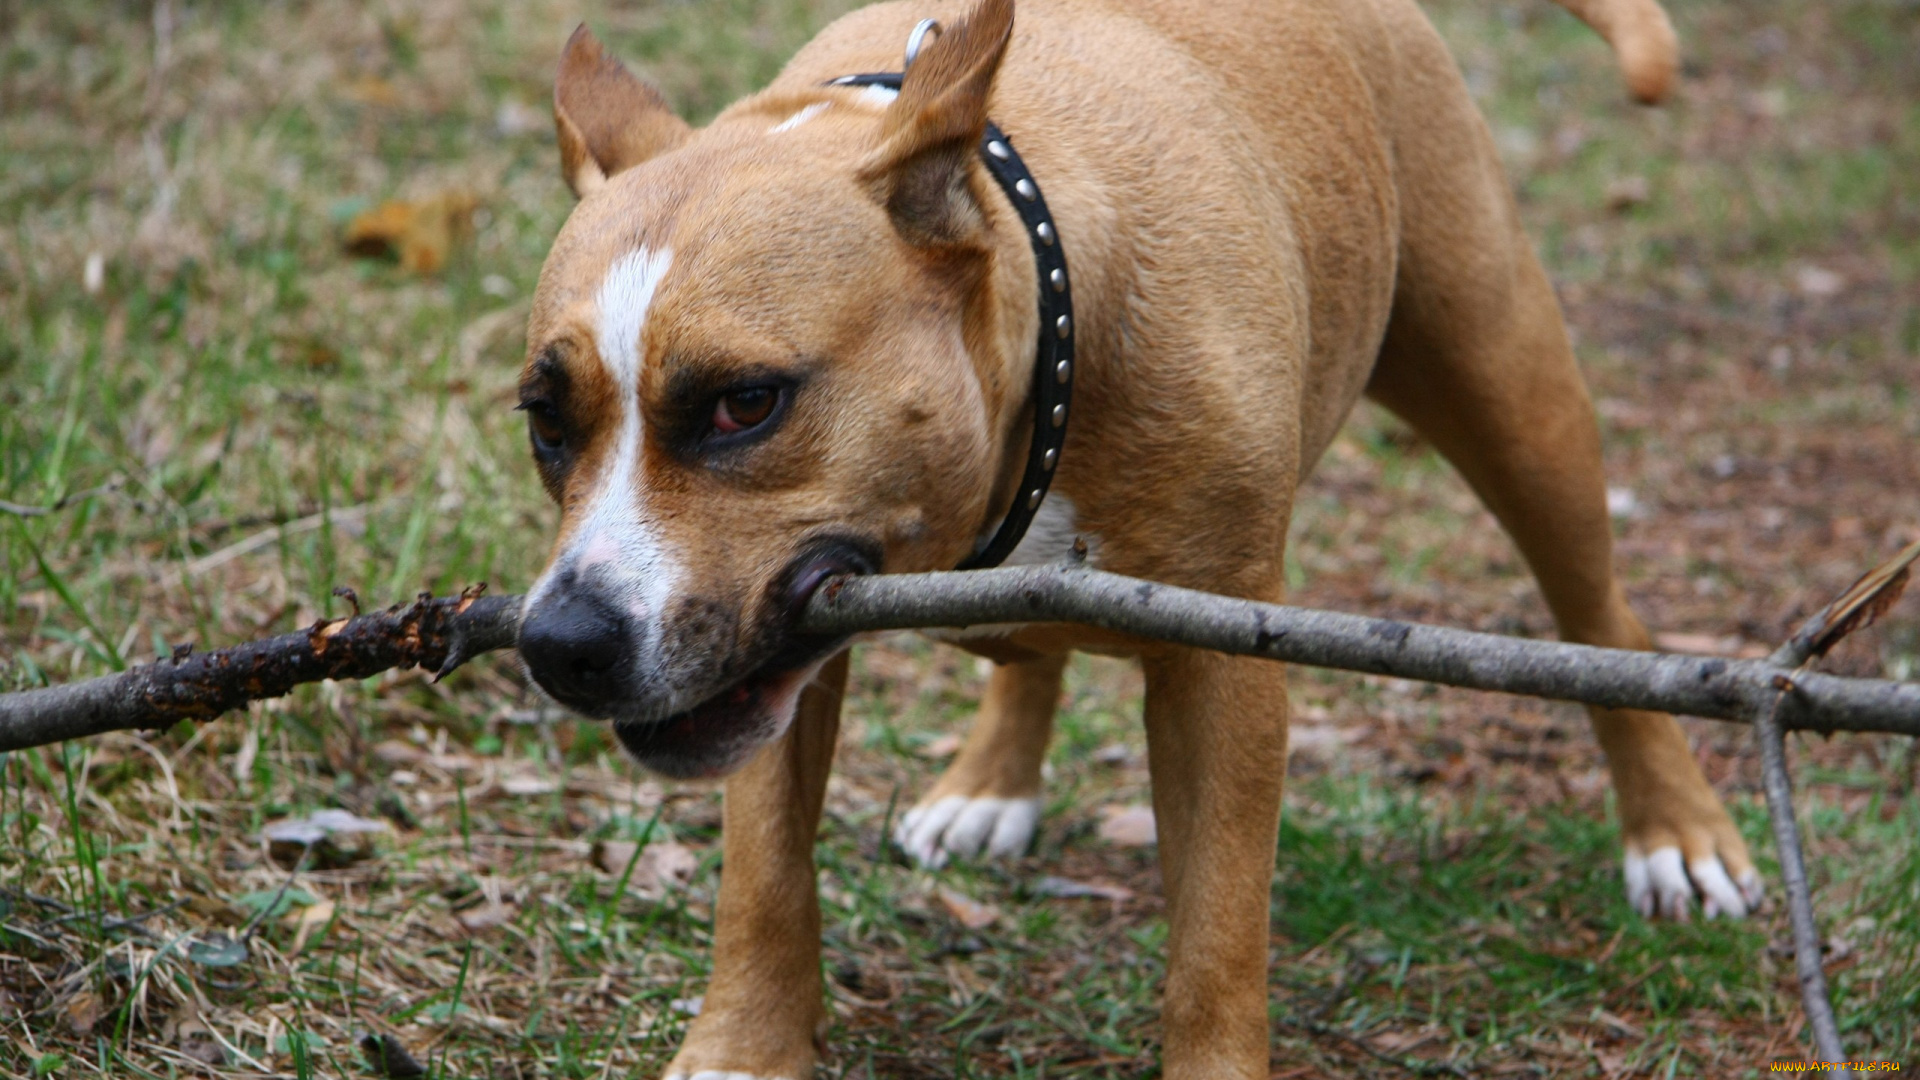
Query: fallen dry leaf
[[1031, 876, 1134, 903], [919, 733, 963, 759], [1795, 264, 1846, 299], [263, 808, 388, 868], [178, 1022, 225, 1066], [185, 893, 250, 927], [1603, 174, 1650, 212], [499, 774, 559, 796], [1643, 626, 1735, 653], [62, 988, 104, 1036], [937, 886, 1001, 930], [1097, 803, 1157, 847], [592, 840, 698, 899], [163, 1006, 226, 1067], [262, 808, 387, 847], [284, 897, 336, 953], [1648, 631, 1770, 660], [343, 191, 479, 275], [455, 901, 517, 933], [372, 739, 424, 766], [339, 74, 401, 108]]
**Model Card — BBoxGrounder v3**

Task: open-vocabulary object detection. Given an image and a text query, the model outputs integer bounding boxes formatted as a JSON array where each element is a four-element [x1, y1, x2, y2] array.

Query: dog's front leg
[[664, 651, 848, 1080], [1142, 647, 1290, 1079]]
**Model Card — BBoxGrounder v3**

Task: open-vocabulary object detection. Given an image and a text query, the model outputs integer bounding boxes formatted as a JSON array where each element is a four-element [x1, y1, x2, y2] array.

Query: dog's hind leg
[[662, 651, 848, 1080], [1363, 86, 1760, 918], [895, 651, 1067, 868]]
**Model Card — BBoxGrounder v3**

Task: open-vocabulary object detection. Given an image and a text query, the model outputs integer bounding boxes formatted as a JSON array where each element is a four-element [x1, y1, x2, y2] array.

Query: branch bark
[[3, 561, 1918, 755], [801, 564, 1920, 736], [0, 587, 519, 753]]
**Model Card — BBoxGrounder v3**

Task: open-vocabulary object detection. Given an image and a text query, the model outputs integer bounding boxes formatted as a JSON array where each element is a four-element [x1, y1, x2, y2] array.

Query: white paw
[[894, 794, 1040, 869], [1623, 846, 1764, 921]]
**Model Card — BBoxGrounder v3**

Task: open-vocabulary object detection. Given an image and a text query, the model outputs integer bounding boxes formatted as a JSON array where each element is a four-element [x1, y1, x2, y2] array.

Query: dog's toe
[[895, 794, 1040, 869], [897, 795, 966, 869], [1689, 854, 1751, 920], [1623, 845, 1762, 921]]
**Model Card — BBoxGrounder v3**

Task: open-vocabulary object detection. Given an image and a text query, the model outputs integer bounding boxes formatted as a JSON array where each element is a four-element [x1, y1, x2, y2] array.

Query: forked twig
[[1753, 538, 1919, 1067]]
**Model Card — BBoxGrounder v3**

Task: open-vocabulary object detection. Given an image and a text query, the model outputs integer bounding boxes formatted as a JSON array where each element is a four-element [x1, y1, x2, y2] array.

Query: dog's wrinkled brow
[[521, 346, 571, 397]]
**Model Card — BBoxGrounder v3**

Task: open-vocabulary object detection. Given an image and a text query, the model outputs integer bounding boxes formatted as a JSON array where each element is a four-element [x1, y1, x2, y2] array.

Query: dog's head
[[517, 0, 1027, 778]]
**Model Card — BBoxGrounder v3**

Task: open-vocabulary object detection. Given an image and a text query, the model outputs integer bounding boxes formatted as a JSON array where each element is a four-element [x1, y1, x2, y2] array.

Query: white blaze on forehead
[[595, 246, 674, 397], [525, 246, 680, 628], [769, 101, 829, 133]]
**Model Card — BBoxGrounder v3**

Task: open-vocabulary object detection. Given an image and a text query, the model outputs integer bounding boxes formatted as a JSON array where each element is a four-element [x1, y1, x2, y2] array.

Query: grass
[[2, 0, 1919, 1075]]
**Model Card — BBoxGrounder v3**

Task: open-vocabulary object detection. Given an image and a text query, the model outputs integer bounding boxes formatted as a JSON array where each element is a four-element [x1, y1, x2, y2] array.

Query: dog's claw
[[1623, 845, 1761, 921], [1690, 855, 1748, 920]]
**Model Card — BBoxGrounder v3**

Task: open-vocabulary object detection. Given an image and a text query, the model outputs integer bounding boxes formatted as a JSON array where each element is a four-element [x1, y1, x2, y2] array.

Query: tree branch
[[2, 547, 1916, 1070], [801, 564, 1920, 736], [2, 559, 1916, 756], [0, 587, 519, 753]]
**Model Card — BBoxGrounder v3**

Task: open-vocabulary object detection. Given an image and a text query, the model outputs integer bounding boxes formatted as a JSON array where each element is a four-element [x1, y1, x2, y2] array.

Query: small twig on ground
[[182, 502, 375, 577], [0, 479, 125, 519], [1752, 537, 1918, 1068], [1751, 680, 1843, 1065]]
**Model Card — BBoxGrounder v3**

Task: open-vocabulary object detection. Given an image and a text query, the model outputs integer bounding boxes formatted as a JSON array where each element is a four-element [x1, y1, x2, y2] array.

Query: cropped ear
[[554, 25, 691, 198], [855, 0, 1014, 247]]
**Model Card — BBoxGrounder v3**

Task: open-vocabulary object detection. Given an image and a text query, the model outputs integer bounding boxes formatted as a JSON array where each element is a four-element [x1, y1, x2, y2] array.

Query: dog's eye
[[520, 400, 566, 455], [712, 387, 779, 434]]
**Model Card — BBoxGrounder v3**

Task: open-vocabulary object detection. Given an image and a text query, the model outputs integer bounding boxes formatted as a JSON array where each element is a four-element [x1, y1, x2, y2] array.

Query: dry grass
[[2, 0, 1917, 1076]]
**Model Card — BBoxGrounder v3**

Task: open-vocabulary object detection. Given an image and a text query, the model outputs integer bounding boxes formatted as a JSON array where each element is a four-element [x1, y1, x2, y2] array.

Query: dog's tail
[[1545, 0, 1679, 104]]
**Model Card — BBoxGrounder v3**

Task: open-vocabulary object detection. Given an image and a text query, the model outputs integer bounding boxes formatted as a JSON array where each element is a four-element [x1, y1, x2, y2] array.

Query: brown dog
[[514, 0, 1759, 1074]]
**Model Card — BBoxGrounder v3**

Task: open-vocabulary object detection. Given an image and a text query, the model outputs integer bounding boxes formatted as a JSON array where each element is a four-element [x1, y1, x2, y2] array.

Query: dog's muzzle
[[524, 537, 877, 778], [518, 573, 642, 716]]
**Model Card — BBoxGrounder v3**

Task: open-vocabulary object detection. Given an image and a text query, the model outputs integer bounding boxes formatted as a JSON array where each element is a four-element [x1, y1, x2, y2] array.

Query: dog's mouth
[[611, 539, 874, 778]]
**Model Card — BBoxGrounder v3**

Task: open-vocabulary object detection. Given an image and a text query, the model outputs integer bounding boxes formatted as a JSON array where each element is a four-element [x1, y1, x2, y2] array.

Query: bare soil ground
[[1, 0, 1915, 1076]]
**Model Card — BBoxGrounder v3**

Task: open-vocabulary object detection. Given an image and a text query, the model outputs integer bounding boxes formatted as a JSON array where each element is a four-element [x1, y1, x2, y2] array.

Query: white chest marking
[[1003, 494, 1098, 567], [769, 102, 829, 133]]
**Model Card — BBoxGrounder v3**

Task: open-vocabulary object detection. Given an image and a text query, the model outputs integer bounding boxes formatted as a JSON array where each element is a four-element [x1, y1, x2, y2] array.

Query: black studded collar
[[826, 71, 1074, 571]]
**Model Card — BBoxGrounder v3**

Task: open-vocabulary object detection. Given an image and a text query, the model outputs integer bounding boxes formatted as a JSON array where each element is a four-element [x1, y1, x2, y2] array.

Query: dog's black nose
[[519, 589, 634, 711]]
